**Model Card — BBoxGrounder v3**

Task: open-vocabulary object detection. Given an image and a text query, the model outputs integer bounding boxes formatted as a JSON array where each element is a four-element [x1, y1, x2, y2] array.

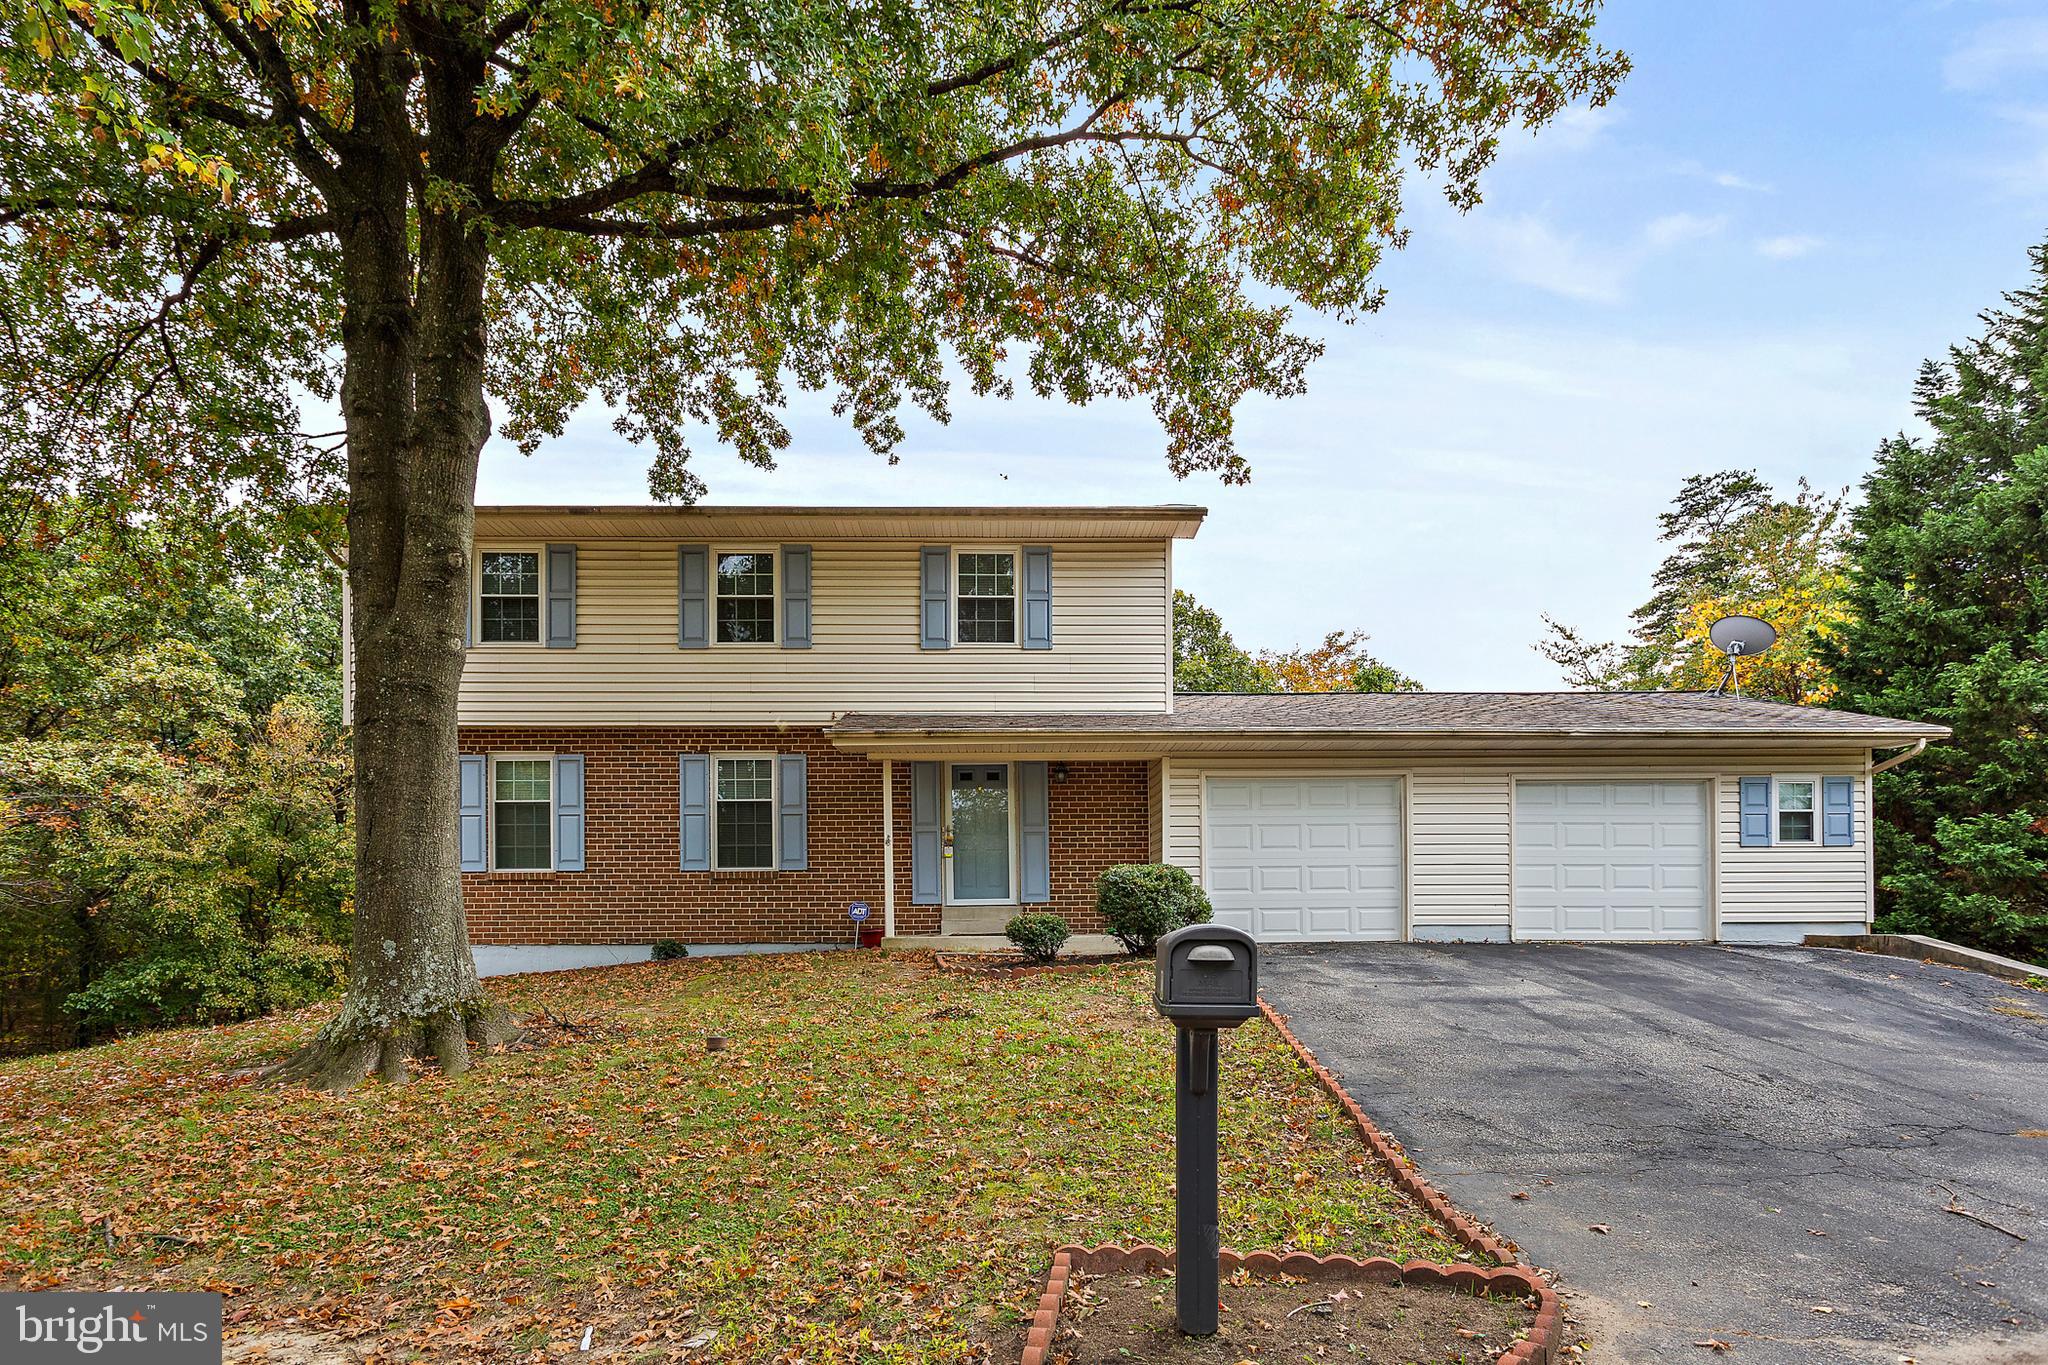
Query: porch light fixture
[[1050, 762, 1070, 782]]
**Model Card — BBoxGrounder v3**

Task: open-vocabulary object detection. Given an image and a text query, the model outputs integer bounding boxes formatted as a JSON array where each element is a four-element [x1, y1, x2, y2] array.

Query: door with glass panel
[[947, 764, 1013, 903]]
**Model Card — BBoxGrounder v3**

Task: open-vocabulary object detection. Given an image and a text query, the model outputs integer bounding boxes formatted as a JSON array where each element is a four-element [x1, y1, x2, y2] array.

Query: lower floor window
[[494, 757, 553, 869], [716, 757, 774, 869]]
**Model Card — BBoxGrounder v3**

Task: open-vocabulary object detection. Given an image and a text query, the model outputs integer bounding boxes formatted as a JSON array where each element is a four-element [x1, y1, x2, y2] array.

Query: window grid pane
[[480, 551, 541, 643], [717, 759, 773, 801], [716, 597, 775, 643], [481, 552, 540, 597], [495, 760, 551, 801], [958, 553, 1014, 598], [1779, 810, 1815, 843], [494, 801, 551, 870], [715, 552, 775, 643], [958, 597, 1015, 643], [715, 802, 773, 868], [1779, 782, 1814, 811]]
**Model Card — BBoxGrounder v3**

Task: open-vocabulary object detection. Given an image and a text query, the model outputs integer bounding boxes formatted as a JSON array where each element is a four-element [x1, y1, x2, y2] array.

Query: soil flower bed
[[1057, 1268, 1532, 1363], [2, 953, 1469, 1361]]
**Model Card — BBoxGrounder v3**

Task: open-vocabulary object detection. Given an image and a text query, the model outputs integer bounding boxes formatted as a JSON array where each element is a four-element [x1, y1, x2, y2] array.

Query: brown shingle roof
[[829, 691, 1948, 740]]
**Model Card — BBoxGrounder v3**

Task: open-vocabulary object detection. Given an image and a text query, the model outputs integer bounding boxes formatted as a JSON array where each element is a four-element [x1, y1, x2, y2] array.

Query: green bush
[[1096, 863, 1212, 954], [651, 939, 689, 961], [1004, 912, 1070, 964]]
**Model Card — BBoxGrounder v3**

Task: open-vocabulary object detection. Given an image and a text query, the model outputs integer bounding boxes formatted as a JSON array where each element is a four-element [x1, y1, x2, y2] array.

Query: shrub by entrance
[[1097, 864, 1214, 955]]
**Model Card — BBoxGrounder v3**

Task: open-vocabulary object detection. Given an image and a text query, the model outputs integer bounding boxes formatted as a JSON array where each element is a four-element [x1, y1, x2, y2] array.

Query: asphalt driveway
[[1259, 943, 2048, 1364]]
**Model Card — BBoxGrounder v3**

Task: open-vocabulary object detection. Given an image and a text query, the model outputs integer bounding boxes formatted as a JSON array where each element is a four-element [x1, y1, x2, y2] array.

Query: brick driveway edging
[[1016, 1000, 1565, 1363], [1017, 1244, 1560, 1365]]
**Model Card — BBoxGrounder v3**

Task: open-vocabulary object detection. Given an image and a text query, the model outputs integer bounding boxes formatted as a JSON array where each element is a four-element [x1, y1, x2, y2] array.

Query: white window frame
[[952, 545, 1020, 647], [1773, 773, 1820, 846], [712, 546, 778, 647], [944, 759, 1020, 906], [712, 752, 778, 870], [489, 752, 555, 872], [473, 545, 546, 647]]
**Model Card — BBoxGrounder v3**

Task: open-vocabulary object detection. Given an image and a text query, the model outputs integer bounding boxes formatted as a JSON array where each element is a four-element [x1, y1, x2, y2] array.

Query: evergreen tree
[[1830, 244, 2048, 960]]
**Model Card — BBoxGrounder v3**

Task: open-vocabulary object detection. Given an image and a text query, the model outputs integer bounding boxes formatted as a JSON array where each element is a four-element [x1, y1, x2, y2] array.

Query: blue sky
[[476, 1, 2048, 689]]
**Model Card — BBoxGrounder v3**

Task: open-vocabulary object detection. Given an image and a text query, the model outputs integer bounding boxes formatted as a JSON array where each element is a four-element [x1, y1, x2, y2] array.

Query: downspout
[[1870, 738, 1929, 775]]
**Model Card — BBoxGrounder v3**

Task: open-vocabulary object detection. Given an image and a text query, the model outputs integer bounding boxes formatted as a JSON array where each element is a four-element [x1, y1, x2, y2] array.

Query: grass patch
[[1, 953, 1461, 1360]]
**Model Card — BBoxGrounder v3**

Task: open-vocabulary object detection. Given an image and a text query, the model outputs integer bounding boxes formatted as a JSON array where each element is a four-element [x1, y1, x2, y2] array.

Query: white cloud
[[1450, 210, 1727, 305], [1755, 233, 1825, 260], [1943, 18, 2048, 91], [1643, 212, 1728, 249], [1711, 170, 1773, 192]]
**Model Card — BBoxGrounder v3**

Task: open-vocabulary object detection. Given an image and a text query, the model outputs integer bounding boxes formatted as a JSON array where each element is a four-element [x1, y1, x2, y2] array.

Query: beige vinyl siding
[[1162, 749, 1873, 937], [1718, 763, 1870, 926], [459, 538, 1170, 724], [1410, 770, 1512, 929]]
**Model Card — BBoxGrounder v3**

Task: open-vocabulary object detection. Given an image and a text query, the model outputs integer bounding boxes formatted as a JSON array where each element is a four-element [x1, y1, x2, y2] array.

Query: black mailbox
[[1155, 924, 1259, 1028], [1153, 922, 1260, 1337]]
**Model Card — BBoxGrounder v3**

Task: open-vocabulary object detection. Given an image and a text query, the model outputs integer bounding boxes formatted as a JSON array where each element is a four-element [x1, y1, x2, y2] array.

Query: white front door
[[1205, 777, 1403, 941], [1513, 780, 1709, 941]]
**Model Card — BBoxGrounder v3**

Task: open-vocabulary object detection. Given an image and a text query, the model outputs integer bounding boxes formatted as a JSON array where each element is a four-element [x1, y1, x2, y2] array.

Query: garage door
[[1513, 781, 1708, 941], [1206, 778, 1403, 941]]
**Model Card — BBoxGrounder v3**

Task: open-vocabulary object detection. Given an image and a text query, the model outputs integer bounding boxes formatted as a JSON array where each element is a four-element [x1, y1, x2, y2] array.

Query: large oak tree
[[3, 0, 1623, 1088]]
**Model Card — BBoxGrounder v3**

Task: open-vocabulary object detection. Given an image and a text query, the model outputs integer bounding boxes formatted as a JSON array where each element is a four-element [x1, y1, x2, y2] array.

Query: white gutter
[[1870, 737, 1930, 775]]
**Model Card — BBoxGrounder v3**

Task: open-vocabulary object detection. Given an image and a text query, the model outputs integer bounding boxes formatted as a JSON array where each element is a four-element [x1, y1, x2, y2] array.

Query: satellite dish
[[1707, 615, 1777, 697]]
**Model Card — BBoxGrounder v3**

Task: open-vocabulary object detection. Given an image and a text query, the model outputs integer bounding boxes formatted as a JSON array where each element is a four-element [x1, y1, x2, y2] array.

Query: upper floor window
[[715, 756, 775, 869], [480, 551, 541, 643], [956, 551, 1016, 644], [716, 551, 775, 643], [493, 757, 553, 869], [1774, 775, 1817, 844]]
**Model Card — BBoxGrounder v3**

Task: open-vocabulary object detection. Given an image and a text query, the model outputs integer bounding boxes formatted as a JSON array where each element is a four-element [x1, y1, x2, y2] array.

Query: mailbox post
[[1154, 924, 1259, 1337]]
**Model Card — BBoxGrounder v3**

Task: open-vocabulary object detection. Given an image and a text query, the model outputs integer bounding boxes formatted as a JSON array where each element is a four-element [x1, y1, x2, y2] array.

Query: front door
[[948, 764, 1013, 903]]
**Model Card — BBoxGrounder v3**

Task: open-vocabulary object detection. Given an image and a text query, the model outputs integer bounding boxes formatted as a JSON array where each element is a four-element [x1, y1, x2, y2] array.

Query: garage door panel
[[1515, 780, 1708, 941], [1207, 777, 1403, 943]]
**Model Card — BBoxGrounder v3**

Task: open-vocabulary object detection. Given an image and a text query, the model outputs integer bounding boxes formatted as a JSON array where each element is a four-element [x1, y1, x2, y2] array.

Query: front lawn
[[2, 953, 1462, 1361]]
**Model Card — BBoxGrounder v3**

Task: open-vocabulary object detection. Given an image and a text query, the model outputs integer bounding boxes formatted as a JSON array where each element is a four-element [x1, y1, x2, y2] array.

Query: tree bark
[[273, 29, 513, 1091]]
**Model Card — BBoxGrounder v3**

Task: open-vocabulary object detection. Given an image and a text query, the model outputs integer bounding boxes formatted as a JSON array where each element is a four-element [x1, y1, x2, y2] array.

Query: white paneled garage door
[[1514, 780, 1709, 941], [1206, 778, 1403, 941]]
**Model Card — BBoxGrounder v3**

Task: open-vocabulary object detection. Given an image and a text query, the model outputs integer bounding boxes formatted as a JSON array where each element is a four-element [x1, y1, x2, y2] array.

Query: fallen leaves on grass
[[2, 954, 1462, 1362]]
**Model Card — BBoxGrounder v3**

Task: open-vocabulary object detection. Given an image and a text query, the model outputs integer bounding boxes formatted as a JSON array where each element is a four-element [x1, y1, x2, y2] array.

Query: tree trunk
[[273, 49, 513, 1090]]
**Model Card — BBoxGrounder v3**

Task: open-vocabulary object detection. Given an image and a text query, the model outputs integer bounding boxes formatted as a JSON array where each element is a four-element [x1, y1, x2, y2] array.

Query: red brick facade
[[459, 726, 1150, 944]]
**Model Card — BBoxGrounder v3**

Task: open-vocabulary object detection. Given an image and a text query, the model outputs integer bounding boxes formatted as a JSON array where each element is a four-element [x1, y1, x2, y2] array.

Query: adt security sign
[[848, 902, 870, 921]]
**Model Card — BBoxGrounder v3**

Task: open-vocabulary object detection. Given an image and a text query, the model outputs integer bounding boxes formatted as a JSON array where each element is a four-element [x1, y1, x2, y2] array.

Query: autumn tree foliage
[[4, 0, 1622, 1087], [1828, 245, 2048, 960], [1173, 591, 1420, 693], [1537, 471, 1851, 704], [0, 503, 350, 1054]]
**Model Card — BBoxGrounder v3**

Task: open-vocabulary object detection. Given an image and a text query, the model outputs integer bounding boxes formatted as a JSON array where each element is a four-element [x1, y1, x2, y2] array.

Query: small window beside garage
[[1774, 775, 1818, 845]]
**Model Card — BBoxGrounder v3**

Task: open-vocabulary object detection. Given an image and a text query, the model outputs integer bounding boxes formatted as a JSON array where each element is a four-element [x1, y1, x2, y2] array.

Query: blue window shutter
[[458, 755, 487, 871], [1022, 546, 1052, 650], [1739, 775, 1773, 847], [677, 546, 709, 649], [1018, 761, 1051, 903], [919, 547, 950, 650], [679, 754, 710, 870], [781, 545, 812, 649], [545, 544, 577, 648], [1822, 775, 1855, 847], [777, 753, 809, 869], [553, 754, 586, 871], [911, 761, 943, 904]]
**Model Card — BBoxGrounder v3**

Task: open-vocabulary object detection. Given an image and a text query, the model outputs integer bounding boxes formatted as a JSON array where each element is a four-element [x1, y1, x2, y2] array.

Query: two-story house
[[372, 503, 1944, 974]]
